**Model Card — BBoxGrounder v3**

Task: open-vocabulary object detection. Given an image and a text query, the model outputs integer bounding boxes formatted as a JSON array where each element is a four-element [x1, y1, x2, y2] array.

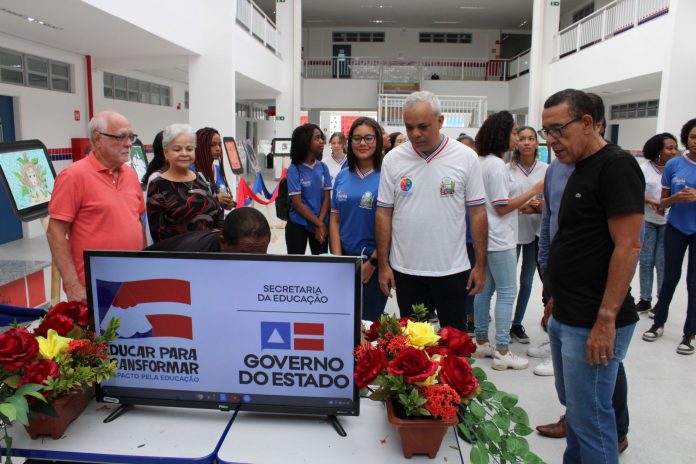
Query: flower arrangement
[[354, 305, 542, 464], [0, 301, 119, 460]]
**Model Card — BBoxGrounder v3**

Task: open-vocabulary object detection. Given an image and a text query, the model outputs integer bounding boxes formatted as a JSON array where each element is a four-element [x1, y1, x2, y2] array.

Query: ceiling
[[0, 0, 196, 59]]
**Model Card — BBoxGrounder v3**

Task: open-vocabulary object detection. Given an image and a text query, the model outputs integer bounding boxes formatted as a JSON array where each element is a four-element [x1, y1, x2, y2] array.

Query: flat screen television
[[0, 139, 56, 221], [537, 144, 550, 164], [85, 251, 361, 419], [272, 138, 292, 155]]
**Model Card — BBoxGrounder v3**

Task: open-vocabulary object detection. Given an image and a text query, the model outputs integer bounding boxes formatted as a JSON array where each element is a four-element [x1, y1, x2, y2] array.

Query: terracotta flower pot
[[24, 386, 94, 439], [386, 399, 459, 459]]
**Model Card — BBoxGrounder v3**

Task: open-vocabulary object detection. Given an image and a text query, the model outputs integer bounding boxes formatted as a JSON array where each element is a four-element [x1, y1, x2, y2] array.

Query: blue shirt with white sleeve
[[331, 168, 380, 255], [287, 161, 332, 232], [662, 153, 696, 235]]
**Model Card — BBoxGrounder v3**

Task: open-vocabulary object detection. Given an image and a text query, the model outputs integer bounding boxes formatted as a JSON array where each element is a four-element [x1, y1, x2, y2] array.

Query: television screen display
[[223, 137, 244, 175], [537, 144, 550, 164], [272, 138, 292, 155], [128, 145, 148, 182], [85, 251, 361, 417], [0, 139, 56, 221]]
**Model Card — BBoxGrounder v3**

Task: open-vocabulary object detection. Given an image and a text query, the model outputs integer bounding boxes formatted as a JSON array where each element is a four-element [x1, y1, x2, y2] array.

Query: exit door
[[0, 95, 23, 244]]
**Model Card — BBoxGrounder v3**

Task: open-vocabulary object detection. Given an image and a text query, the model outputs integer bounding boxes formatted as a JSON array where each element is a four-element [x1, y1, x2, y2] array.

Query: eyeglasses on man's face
[[537, 117, 581, 141], [98, 131, 138, 144], [351, 135, 377, 144]]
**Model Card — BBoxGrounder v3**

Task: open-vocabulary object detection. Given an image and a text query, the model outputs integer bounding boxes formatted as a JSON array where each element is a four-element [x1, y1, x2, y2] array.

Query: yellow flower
[[404, 320, 440, 348], [37, 329, 71, 360], [415, 365, 441, 387]]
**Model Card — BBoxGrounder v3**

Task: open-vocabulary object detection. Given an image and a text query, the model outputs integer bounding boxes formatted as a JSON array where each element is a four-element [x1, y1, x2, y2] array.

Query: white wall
[[546, 13, 668, 95], [303, 27, 500, 60], [0, 33, 88, 148], [604, 90, 660, 152], [302, 79, 379, 110], [508, 73, 530, 113], [92, 69, 189, 145]]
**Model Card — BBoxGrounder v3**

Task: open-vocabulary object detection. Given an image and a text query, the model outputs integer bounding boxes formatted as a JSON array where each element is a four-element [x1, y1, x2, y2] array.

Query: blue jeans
[[653, 224, 696, 337], [548, 316, 635, 464], [513, 239, 539, 326], [638, 221, 665, 301], [474, 248, 517, 350]]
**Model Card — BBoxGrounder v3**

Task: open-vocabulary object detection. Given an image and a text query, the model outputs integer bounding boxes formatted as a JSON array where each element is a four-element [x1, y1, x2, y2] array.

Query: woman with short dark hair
[[285, 124, 331, 255], [635, 133, 678, 313]]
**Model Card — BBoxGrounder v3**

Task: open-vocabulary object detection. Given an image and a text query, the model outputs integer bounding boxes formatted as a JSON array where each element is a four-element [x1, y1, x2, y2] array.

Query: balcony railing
[[554, 0, 669, 60], [236, 0, 279, 54], [302, 53, 530, 83], [379, 94, 487, 128]]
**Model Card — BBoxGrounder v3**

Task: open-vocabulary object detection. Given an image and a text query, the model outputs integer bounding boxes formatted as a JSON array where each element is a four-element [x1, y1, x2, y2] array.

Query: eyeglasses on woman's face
[[351, 135, 377, 145]]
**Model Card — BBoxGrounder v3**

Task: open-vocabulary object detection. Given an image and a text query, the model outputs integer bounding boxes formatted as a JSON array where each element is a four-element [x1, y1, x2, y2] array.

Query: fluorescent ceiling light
[[370, 19, 396, 24], [460, 6, 485, 9], [361, 4, 393, 8], [434, 21, 461, 24], [0, 8, 63, 30], [519, 20, 528, 27]]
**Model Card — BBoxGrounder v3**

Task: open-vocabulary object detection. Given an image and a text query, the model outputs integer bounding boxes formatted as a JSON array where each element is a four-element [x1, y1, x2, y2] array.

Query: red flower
[[364, 320, 382, 342], [398, 317, 410, 327], [387, 347, 438, 383], [440, 355, 479, 398], [421, 384, 461, 419], [18, 359, 61, 387], [35, 312, 75, 337], [438, 327, 476, 357], [425, 345, 453, 357], [0, 328, 39, 371], [51, 300, 89, 327], [354, 348, 386, 390]]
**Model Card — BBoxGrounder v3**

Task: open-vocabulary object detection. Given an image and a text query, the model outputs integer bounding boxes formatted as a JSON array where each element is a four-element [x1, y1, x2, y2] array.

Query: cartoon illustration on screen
[[14, 152, 50, 204]]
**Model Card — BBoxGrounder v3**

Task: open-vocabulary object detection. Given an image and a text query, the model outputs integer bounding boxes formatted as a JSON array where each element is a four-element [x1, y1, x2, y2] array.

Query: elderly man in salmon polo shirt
[[47, 111, 145, 303]]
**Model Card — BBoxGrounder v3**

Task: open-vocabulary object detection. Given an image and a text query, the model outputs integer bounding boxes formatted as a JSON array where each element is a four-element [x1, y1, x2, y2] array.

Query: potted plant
[[354, 305, 543, 463], [0, 301, 119, 461]]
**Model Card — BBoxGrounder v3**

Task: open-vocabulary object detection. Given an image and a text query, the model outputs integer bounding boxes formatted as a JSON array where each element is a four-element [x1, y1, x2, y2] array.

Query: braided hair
[[195, 127, 229, 193]]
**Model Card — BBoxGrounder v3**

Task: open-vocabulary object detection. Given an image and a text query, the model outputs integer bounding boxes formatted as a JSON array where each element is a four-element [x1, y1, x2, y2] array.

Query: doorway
[[332, 44, 351, 79]]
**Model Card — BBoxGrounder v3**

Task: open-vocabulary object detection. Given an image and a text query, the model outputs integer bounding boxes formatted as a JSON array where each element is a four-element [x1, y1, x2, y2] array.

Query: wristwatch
[[368, 256, 378, 267]]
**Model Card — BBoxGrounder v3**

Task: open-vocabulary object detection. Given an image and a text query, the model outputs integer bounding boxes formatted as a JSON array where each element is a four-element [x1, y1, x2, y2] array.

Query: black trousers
[[393, 269, 470, 330], [285, 220, 328, 255]]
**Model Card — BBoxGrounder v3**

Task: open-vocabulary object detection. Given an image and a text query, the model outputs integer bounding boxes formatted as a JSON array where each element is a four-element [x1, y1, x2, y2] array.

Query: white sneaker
[[492, 350, 529, 370], [533, 358, 554, 376], [472, 342, 494, 359], [527, 340, 551, 358]]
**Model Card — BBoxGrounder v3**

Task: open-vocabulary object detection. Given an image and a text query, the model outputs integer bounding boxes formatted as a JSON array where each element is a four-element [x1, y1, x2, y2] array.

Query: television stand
[[328, 415, 347, 437], [103, 404, 134, 423]]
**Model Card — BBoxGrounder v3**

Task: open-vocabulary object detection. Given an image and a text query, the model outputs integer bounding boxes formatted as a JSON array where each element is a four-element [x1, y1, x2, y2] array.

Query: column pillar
[[655, 0, 696, 137], [275, 0, 302, 138], [527, 0, 561, 128]]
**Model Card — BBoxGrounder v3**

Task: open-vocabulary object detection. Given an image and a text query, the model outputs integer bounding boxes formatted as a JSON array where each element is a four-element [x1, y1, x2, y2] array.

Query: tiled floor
[[1, 169, 693, 463]]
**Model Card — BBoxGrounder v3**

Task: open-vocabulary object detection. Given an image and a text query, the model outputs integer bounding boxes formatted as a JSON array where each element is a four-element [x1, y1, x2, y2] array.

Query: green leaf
[[3, 375, 21, 389], [470, 442, 489, 464], [501, 393, 519, 410], [368, 388, 390, 401], [513, 423, 534, 436], [504, 436, 529, 457], [481, 420, 501, 443], [15, 383, 46, 396], [523, 450, 545, 463], [479, 381, 497, 400], [469, 400, 486, 419], [472, 366, 487, 381], [493, 412, 511, 431], [510, 406, 529, 425], [0, 403, 17, 422], [458, 423, 476, 444]]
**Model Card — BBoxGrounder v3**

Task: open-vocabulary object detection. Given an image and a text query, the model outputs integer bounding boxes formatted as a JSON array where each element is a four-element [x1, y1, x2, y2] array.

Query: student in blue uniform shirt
[[286, 123, 332, 255], [329, 117, 387, 321]]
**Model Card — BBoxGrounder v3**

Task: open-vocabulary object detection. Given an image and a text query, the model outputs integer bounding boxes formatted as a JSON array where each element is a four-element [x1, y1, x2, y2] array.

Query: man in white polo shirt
[[376, 91, 488, 329]]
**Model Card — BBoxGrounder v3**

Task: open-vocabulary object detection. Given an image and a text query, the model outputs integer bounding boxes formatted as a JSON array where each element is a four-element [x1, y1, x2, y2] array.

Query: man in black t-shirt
[[540, 89, 644, 464], [145, 207, 271, 254]]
